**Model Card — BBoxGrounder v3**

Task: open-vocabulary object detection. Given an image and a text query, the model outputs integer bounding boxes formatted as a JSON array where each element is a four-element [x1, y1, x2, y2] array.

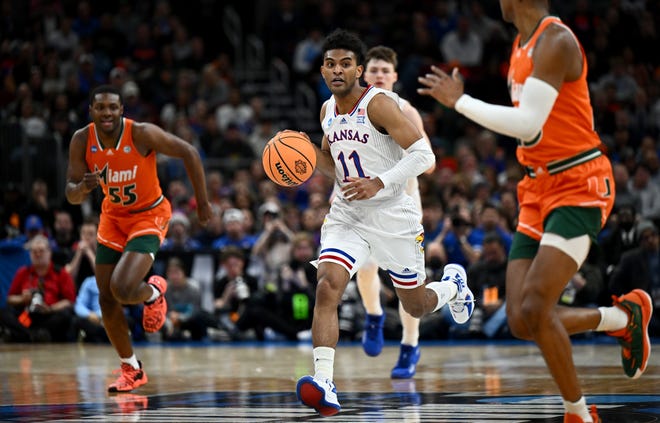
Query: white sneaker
[[443, 264, 474, 324], [296, 375, 341, 416]]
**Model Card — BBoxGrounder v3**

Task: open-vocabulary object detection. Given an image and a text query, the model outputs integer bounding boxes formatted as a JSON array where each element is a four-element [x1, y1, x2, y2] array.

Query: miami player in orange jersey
[[419, 1, 652, 423], [66, 85, 212, 392]]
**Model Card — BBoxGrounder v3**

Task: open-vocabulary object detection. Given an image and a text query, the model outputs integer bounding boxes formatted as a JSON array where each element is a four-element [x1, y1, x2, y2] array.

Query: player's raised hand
[[417, 66, 464, 109]]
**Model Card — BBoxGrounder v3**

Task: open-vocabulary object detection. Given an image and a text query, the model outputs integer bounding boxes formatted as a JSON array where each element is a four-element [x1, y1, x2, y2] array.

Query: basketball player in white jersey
[[295, 29, 474, 417], [357, 45, 438, 379]]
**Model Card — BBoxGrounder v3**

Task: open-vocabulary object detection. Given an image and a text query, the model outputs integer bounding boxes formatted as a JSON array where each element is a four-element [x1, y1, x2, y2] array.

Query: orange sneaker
[[143, 275, 168, 333], [108, 362, 148, 392], [564, 404, 601, 423], [606, 289, 653, 379]]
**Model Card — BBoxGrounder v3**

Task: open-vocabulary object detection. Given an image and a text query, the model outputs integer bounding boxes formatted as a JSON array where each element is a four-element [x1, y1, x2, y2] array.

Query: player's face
[[321, 49, 363, 97], [364, 59, 397, 91], [89, 93, 123, 135]]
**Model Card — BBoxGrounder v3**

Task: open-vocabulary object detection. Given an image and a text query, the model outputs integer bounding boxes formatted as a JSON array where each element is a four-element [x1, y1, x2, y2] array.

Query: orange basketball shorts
[[97, 197, 172, 252], [516, 155, 615, 241]]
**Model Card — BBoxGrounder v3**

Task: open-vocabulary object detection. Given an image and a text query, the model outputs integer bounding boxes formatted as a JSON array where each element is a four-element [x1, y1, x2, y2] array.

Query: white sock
[[595, 306, 629, 332], [146, 285, 161, 303], [564, 397, 592, 422], [426, 281, 458, 312], [120, 354, 140, 370], [313, 347, 335, 381]]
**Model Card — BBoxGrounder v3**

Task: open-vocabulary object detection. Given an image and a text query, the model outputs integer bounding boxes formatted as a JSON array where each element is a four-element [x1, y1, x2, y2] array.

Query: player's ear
[[356, 64, 363, 78]]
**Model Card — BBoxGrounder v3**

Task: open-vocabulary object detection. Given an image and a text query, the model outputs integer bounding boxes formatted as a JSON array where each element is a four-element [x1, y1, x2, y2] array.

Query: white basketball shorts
[[316, 195, 426, 289]]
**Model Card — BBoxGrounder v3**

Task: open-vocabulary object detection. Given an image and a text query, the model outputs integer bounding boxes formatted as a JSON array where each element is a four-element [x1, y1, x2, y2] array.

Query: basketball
[[262, 130, 317, 187]]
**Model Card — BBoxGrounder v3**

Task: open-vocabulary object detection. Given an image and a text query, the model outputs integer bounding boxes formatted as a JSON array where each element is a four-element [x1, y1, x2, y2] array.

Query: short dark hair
[[366, 45, 397, 68], [220, 245, 245, 262], [321, 28, 366, 66], [483, 231, 504, 247], [89, 84, 122, 106]]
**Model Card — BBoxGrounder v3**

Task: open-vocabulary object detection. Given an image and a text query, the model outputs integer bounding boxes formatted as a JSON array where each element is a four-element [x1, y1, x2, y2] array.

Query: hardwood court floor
[[0, 339, 658, 422]]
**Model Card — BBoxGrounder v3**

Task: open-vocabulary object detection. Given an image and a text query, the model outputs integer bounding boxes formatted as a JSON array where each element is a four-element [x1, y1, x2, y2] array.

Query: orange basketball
[[262, 130, 317, 187]]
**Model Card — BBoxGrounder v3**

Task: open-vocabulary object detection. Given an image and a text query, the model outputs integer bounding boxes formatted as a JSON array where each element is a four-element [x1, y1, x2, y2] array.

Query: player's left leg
[[357, 260, 385, 356], [391, 302, 421, 379]]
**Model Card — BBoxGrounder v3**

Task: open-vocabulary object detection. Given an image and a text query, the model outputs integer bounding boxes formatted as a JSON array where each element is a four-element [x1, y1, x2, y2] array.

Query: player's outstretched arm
[[134, 122, 212, 225]]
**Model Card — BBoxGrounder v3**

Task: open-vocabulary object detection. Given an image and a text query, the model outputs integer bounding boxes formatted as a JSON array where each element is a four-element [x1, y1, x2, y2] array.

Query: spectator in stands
[[163, 257, 215, 341], [0, 235, 75, 342], [208, 123, 256, 177], [432, 206, 480, 268], [609, 220, 660, 336], [23, 214, 47, 242], [194, 204, 225, 250], [65, 218, 97, 291], [198, 63, 230, 111], [51, 210, 77, 268], [611, 162, 642, 213], [558, 248, 604, 308], [594, 56, 640, 105], [21, 179, 54, 231], [293, 27, 324, 77], [73, 275, 107, 343], [600, 203, 640, 279], [251, 201, 294, 286], [161, 212, 202, 252], [211, 208, 257, 255], [215, 87, 254, 133], [440, 14, 483, 68], [234, 232, 319, 341], [469, 202, 513, 254], [465, 232, 509, 339], [628, 163, 660, 223], [213, 246, 260, 339]]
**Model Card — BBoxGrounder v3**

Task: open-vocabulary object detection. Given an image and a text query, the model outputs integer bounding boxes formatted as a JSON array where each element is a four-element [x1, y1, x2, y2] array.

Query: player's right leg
[[506, 205, 602, 422], [96, 256, 148, 393], [356, 260, 385, 357], [296, 262, 350, 416]]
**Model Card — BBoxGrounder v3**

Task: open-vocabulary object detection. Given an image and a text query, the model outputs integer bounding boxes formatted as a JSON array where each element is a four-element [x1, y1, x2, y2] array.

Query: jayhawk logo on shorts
[[415, 232, 425, 253]]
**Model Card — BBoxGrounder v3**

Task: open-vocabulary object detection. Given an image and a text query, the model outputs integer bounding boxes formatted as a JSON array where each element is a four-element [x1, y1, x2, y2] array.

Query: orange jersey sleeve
[[85, 118, 164, 215], [507, 17, 602, 167]]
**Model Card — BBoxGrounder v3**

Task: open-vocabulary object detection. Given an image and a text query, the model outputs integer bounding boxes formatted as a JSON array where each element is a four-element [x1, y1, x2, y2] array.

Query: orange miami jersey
[[507, 16, 614, 237], [85, 118, 171, 249]]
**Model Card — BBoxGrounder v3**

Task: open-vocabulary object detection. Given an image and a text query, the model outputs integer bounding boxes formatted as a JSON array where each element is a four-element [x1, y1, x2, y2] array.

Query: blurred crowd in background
[[0, 0, 659, 344]]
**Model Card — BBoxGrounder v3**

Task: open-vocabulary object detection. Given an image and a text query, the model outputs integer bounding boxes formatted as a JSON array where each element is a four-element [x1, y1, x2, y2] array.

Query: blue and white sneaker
[[443, 264, 474, 324], [296, 375, 341, 417], [391, 344, 421, 379], [361, 313, 385, 357]]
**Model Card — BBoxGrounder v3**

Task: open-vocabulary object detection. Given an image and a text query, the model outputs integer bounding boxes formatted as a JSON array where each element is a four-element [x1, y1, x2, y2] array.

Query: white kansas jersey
[[322, 85, 407, 206]]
